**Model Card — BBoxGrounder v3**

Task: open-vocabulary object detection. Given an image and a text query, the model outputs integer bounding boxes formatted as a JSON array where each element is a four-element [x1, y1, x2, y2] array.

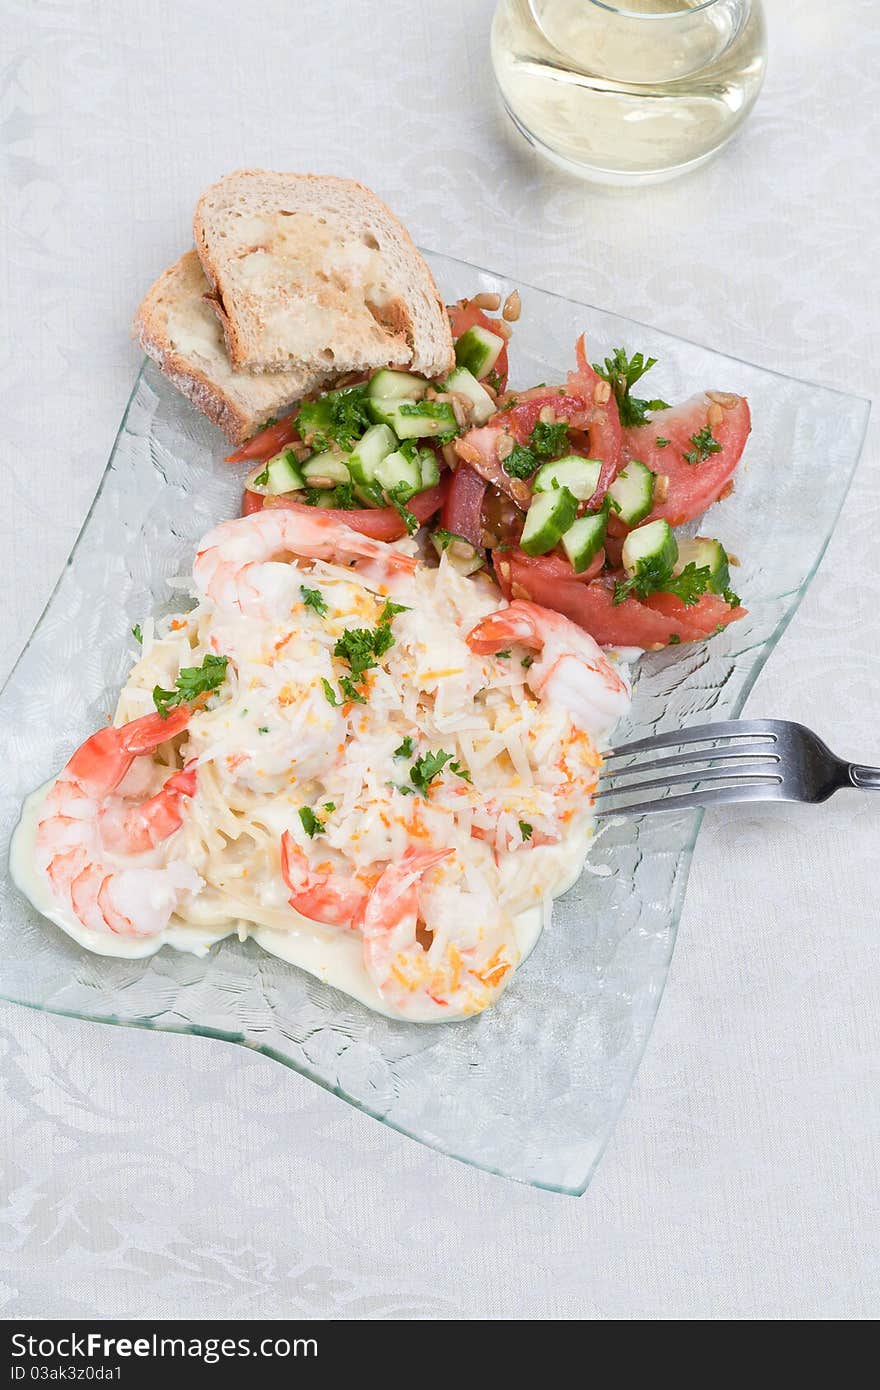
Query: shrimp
[[193, 507, 416, 615], [280, 830, 367, 929], [36, 709, 201, 937], [361, 849, 519, 1021], [466, 599, 630, 741]]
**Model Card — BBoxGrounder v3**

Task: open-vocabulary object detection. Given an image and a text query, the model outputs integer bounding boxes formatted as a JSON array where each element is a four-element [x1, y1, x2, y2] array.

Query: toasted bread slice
[[133, 251, 330, 443], [193, 171, 454, 379]]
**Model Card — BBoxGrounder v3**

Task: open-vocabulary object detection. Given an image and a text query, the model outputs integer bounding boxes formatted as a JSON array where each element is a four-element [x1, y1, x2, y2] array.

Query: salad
[[232, 291, 750, 650]]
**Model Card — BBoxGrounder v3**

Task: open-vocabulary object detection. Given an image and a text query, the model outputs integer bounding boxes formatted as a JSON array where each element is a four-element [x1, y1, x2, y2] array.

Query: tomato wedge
[[241, 483, 446, 541], [624, 392, 751, 528], [440, 465, 487, 549], [495, 550, 744, 648], [225, 414, 301, 464], [448, 301, 509, 391]]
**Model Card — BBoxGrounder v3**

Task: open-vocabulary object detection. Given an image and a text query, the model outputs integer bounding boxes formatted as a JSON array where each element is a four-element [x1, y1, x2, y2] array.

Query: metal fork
[[596, 719, 880, 816]]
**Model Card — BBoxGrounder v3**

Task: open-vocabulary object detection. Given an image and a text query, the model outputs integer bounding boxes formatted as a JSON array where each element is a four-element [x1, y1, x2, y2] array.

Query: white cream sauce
[[10, 780, 590, 1023]]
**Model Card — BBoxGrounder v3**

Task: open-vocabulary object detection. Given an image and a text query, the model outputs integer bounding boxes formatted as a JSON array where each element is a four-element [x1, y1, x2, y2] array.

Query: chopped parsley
[[593, 347, 670, 428], [295, 385, 371, 452], [394, 736, 414, 759], [153, 653, 228, 718], [450, 760, 472, 783], [387, 484, 419, 535], [324, 802, 336, 813], [502, 417, 570, 480], [432, 527, 468, 551], [252, 464, 270, 487], [521, 654, 534, 669], [519, 821, 533, 842], [379, 599, 408, 621], [683, 425, 722, 465], [321, 678, 340, 707], [131, 624, 142, 644], [485, 369, 503, 393], [613, 558, 714, 608], [409, 749, 453, 795], [300, 585, 328, 617], [495, 649, 512, 659], [303, 481, 357, 509], [339, 676, 367, 705], [327, 604, 401, 706], [655, 437, 670, 448], [258, 725, 269, 733], [298, 806, 325, 838], [668, 634, 681, 645]]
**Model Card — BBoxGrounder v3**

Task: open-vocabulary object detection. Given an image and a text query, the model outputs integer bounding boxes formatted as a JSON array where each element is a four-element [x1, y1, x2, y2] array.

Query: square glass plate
[[0, 252, 869, 1194]]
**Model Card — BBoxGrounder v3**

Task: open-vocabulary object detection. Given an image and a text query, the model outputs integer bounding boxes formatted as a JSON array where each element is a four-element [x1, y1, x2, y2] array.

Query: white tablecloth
[[1, 0, 877, 1320]]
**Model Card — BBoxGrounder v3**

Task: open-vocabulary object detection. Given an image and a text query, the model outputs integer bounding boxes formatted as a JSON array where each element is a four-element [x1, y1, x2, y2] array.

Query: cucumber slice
[[608, 460, 655, 526], [431, 530, 484, 576], [561, 512, 607, 574], [533, 455, 602, 501], [367, 368, 428, 403], [417, 448, 440, 489], [347, 423, 398, 485], [302, 451, 351, 486], [520, 487, 578, 557], [674, 537, 731, 593], [246, 448, 305, 496], [377, 399, 458, 440], [375, 448, 423, 502], [455, 325, 505, 379], [441, 366, 496, 425], [621, 519, 678, 578]]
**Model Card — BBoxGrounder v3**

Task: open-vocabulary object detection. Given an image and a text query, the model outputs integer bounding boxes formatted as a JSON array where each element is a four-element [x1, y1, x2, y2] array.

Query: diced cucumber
[[303, 489, 338, 508], [296, 383, 369, 444], [520, 487, 578, 557], [533, 455, 602, 501], [431, 530, 484, 576], [561, 512, 607, 574], [353, 480, 385, 508], [418, 448, 440, 489], [302, 451, 351, 486], [441, 366, 496, 425], [455, 325, 505, 379], [347, 423, 398, 485], [375, 449, 423, 502], [246, 448, 305, 496], [621, 519, 678, 578], [607, 460, 655, 527], [674, 537, 731, 593], [375, 398, 458, 440], [367, 369, 428, 403]]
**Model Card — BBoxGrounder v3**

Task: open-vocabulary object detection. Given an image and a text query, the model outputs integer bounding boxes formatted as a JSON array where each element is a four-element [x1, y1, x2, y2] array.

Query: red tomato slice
[[566, 335, 623, 495], [440, 465, 487, 548], [624, 393, 751, 527], [225, 415, 300, 464], [242, 484, 446, 541], [495, 551, 744, 649], [448, 301, 509, 391]]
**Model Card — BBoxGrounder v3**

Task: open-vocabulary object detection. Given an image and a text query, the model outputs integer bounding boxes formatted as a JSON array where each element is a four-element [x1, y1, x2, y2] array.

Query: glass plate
[[0, 252, 869, 1194]]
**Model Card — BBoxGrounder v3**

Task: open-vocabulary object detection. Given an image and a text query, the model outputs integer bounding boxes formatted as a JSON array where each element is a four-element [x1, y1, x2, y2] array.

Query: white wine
[[491, 0, 767, 185]]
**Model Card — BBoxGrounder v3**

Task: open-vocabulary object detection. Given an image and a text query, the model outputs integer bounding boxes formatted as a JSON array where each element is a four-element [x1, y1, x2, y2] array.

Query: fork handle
[[849, 764, 880, 789]]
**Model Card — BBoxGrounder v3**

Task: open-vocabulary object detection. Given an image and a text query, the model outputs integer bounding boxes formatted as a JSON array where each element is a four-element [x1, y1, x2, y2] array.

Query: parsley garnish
[[321, 678, 340, 707], [519, 821, 533, 842], [299, 807, 325, 838], [502, 418, 570, 480], [258, 725, 269, 733], [655, 437, 670, 448], [394, 736, 414, 759], [683, 425, 722, 464], [521, 654, 534, 669], [153, 653, 228, 718], [409, 749, 453, 795], [432, 527, 467, 551], [593, 348, 670, 428], [131, 624, 143, 645], [668, 635, 681, 645], [379, 599, 408, 621], [328, 605, 400, 706], [300, 585, 328, 617], [252, 464, 270, 487], [495, 649, 512, 659], [450, 760, 472, 783], [387, 485, 419, 535], [486, 369, 503, 393], [339, 676, 367, 705], [295, 385, 371, 452], [613, 559, 714, 608], [323, 802, 336, 813]]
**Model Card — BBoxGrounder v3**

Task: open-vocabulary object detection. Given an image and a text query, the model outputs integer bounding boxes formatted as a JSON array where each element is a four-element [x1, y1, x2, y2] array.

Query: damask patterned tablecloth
[[1, 0, 878, 1320]]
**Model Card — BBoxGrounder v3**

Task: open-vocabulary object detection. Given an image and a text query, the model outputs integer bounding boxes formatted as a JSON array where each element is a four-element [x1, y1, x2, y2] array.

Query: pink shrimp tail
[[465, 602, 542, 656], [65, 708, 191, 797], [280, 830, 366, 929]]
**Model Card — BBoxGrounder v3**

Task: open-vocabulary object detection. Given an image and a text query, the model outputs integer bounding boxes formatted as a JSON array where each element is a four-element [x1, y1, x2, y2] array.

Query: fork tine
[[594, 762, 783, 799], [594, 782, 787, 817], [603, 720, 778, 761], [602, 745, 781, 782]]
